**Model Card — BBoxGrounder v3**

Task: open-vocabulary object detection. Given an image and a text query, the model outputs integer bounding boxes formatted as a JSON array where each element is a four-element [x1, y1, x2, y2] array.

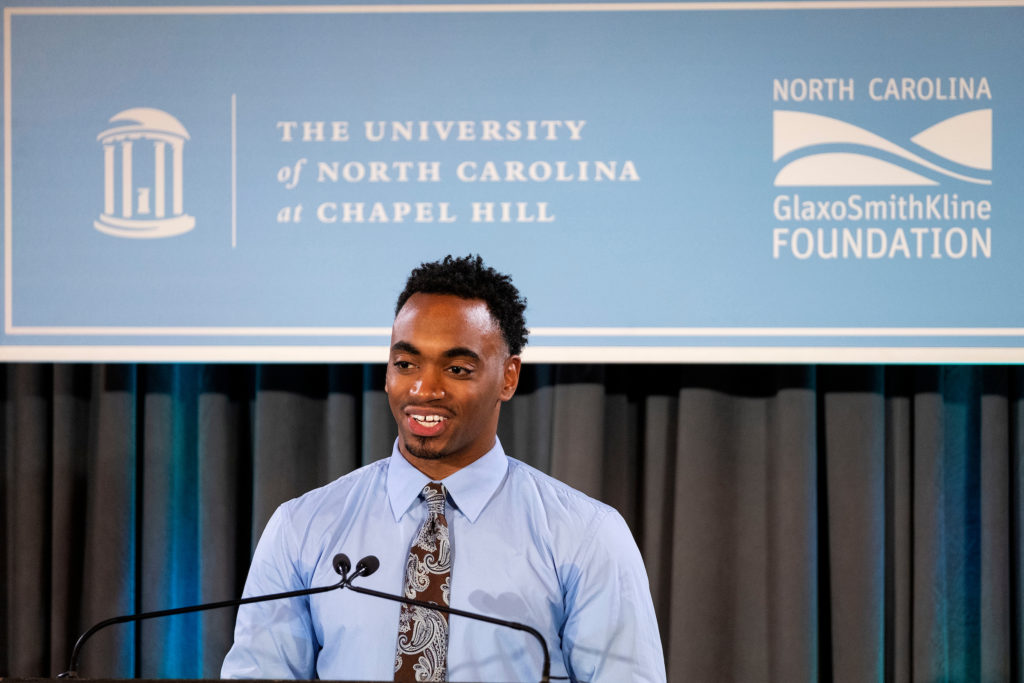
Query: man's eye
[[448, 366, 472, 376], [393, 360, 413, 370]]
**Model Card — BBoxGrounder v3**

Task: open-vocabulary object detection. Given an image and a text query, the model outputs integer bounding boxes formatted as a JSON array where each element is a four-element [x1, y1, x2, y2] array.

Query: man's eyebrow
[[443, 347, 481, 361], [390, 341, 420, 355]]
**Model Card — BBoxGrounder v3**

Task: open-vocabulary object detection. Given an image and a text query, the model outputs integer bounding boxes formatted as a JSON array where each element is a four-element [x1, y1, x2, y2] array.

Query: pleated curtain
[[2, 363, 1020, 681]]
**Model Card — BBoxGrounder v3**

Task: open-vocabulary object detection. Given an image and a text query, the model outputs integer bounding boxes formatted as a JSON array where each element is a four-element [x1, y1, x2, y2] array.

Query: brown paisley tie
[[394, 482, 451, 682]]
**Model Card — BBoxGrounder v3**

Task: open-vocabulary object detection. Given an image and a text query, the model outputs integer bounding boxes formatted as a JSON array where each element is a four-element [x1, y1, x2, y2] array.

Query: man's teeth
[[412, 415, 447, 425]]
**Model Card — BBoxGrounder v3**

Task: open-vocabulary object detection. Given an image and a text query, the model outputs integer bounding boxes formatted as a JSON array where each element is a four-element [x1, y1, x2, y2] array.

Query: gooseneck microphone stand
[[59, 553, 555, 683]]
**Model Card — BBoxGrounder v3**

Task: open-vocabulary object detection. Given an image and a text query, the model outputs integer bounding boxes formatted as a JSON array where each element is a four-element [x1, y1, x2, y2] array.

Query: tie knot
[[422, 482, 447, 515]]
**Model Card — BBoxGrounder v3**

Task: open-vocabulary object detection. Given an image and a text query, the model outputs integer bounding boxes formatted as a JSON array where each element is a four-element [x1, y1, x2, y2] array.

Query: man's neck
[[398, 441, 494, 480]]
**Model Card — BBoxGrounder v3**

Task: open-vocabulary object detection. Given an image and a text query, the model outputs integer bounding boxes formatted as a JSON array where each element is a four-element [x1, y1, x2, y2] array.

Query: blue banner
[[2, 1, 1022, 362]]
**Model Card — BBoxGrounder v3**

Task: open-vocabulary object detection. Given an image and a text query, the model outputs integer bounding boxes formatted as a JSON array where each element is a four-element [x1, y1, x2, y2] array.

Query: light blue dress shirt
[[221, 440, 665, 682]]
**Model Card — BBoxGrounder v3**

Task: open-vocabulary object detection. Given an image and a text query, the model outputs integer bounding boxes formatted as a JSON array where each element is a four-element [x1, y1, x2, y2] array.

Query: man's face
[[385, 293, 521, 473]]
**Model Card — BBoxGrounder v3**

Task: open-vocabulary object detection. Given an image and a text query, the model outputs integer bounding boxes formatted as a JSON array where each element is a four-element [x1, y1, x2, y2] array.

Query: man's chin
[[403, 437, 448, 461]]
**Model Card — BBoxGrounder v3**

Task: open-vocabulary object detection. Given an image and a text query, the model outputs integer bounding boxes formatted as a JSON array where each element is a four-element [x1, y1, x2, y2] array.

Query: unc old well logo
[[95, 108, 196, 238]]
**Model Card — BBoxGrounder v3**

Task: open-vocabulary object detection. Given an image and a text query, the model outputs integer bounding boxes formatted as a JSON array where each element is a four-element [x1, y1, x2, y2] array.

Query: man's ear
[[500, 356, 522, 401]]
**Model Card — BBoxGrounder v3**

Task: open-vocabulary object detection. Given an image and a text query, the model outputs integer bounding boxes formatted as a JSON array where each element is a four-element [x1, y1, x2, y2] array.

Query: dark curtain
[[1, 363, 1020, 682]]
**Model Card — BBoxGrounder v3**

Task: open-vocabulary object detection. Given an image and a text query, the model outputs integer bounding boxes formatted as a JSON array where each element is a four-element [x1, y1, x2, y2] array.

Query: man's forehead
[[394, 293, 494, 326], [391, 293, 505, 351]]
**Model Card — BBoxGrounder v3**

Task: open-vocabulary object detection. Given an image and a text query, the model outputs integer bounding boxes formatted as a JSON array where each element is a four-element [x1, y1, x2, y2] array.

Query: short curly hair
[[395, 255, 529, 355]]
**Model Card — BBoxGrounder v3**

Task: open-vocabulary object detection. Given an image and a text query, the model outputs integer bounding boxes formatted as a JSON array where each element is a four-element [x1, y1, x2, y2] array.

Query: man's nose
[[410, 369, 445, 399]]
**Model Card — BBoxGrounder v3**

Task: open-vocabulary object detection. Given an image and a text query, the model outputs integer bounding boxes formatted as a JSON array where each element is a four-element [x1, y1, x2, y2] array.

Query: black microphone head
[[333, 554, 351, 577], [355, 555, 380, 577]]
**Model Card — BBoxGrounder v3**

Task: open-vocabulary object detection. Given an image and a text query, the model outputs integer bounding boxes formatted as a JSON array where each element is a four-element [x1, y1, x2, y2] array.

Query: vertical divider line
[[5, 9, 14, 331], [231, 93, 237, 248]]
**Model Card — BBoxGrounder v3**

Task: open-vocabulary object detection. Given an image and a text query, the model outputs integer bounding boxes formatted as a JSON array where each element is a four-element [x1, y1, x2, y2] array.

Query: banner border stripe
[[3, 344, 1024, 363], [8, 326, 1024, 337], [6, 2, 1024, 15]]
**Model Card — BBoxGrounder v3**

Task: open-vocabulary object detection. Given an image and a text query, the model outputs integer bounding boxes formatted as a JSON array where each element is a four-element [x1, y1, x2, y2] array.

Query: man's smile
[[405, 411, 451, 437]]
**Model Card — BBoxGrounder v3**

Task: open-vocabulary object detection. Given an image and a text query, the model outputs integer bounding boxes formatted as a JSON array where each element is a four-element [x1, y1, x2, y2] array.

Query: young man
[[222, 255, 665, 682]]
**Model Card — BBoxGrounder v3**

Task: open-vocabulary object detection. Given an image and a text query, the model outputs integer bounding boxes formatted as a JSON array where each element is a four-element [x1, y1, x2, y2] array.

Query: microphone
[[350, 554, 380, 581], [57, 553, 351, 679], [333, 552, 352, 580], [339, 555, 552, 683]]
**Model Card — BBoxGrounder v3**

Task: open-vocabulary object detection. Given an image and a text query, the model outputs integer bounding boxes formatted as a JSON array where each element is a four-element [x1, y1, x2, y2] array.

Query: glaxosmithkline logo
[[773, 109, 991, 187], [95, 108, 196, 239], [769, 77, 993, 260]]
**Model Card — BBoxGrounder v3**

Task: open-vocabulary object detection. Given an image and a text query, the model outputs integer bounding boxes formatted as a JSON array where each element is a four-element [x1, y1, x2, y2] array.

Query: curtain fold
[[2, 363, 1021, 682]]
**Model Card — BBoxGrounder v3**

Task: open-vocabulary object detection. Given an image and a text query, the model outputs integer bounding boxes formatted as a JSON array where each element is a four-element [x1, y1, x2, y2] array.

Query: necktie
[[394, 482, 451, 682]]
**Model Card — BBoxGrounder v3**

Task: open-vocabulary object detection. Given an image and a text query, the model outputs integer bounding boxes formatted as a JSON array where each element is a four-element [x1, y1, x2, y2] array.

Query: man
[[222, 255, 665, 682]]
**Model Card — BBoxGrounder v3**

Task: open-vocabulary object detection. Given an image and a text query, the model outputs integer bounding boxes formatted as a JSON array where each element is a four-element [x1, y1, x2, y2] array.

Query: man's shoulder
[[500, 458, 642, 571], [503, 457, 616, 527]]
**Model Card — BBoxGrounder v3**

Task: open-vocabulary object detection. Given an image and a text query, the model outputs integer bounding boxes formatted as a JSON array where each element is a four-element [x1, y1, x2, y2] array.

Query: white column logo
[[94, 108, 196, 238]]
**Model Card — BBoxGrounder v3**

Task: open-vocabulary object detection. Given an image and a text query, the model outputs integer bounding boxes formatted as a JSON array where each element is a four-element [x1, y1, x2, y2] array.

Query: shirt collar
[[386, 438, 509, 524]]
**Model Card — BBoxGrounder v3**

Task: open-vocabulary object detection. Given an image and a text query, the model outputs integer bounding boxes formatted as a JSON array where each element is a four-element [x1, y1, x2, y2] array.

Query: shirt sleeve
[[221, 504, 318, 679], [559, 509, 667, 683]]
